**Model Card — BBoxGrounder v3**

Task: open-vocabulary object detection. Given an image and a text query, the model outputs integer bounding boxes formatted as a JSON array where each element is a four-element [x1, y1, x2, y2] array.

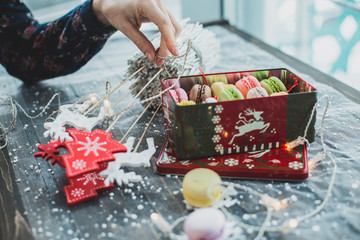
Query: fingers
[[117, 22, 156, 62], [141, 2, 179, 58]]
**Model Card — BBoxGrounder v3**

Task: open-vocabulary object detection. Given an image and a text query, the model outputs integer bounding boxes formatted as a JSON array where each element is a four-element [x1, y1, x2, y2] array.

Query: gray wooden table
[[1, 22, 360, 240]]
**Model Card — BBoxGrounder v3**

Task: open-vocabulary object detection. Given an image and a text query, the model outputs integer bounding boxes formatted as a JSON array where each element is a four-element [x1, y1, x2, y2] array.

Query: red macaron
[[235, 76, 261, 98]]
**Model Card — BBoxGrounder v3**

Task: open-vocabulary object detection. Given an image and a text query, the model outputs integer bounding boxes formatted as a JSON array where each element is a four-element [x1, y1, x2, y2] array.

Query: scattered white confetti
[[312, 225, 320, 232], [137, 205, 144, 210]]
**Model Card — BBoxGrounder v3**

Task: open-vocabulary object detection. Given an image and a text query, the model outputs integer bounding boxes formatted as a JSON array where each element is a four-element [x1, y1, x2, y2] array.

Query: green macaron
[[218, 85, 244, 101], [260, 76, 287, 94], [251, 71, 269, 81]]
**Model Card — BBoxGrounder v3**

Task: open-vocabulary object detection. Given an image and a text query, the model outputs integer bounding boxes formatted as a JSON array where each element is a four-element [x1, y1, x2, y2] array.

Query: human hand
[[92, 0, 181, 66]]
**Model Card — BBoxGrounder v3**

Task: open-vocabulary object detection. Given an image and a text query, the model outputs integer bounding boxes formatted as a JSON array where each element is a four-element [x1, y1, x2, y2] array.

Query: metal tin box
[[161, 68, 316, 160]]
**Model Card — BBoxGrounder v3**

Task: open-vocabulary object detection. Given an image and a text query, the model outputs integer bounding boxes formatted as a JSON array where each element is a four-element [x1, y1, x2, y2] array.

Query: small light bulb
[[151, 213, 172, 233], [288, 218, 299, 229]]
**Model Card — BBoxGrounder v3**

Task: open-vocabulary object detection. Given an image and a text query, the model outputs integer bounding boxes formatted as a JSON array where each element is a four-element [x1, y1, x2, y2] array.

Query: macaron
[[247, 86, 269, 99], [260, 76, 287, 94], [203, 97, 217, 104], [169, 88, 188, 103], [251, 70, 269, 81], [225, 73, 241, 84], [184, 208, 226, 240], [182, 168, 222, 208], [235, 76, 261, 98], [178, 100, 196, 106], [179, 76, 205, 92], [210, 82, 227, 97], [218, 85, 244, 102], [270, 92, 288, 97], [206, 74, 228, 86], [189, 84, 212, 104]]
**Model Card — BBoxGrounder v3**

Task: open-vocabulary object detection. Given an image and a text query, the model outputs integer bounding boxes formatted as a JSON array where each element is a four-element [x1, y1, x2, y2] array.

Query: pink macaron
[[235, 76, 261, 98], [169, 88, 188, 103]]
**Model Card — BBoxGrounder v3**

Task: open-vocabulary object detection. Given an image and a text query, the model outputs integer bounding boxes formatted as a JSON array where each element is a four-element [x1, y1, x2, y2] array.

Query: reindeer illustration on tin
[[228, 108, 270, 145]]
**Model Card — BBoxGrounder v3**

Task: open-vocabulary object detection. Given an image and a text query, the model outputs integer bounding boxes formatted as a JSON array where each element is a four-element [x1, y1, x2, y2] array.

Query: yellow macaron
[[182, 168, 222, 208]]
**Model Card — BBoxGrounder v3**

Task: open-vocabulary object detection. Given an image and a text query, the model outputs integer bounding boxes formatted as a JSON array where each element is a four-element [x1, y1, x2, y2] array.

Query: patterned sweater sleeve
[[0, 0, 116, 84]]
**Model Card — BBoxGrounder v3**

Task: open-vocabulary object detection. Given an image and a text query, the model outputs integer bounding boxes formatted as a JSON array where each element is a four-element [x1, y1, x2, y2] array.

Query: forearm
[[0, 0, 116, 84]]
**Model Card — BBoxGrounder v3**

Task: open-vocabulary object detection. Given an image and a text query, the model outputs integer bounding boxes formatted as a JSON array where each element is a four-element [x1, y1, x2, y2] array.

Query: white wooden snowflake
[[100, 137, 156, 187]]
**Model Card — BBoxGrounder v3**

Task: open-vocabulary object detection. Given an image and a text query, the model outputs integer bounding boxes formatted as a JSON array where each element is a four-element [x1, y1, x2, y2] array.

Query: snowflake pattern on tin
[[71, 188, 84, 197], [212, 115, 221, 124], [295, 153, 302, 159], [214, 125, 224, 133], [214, 105, 224, 114], [224, 158, 239, 167], [289, 161, 303, 169], [77, 136, 107, 157], [215, 144, 224, 153], [72, 159, 87, 170], [162, 155, 176, 164], [212, 135, 221, 143]]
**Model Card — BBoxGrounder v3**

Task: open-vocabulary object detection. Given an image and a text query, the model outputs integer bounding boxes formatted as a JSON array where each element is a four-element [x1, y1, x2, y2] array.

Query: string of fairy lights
[[151, 95, 336, 240]]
